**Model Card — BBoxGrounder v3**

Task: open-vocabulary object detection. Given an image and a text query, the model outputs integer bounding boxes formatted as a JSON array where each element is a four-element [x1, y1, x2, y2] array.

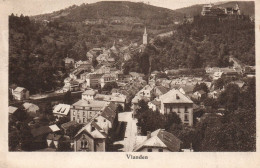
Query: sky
[[0, 0, 253, 16]]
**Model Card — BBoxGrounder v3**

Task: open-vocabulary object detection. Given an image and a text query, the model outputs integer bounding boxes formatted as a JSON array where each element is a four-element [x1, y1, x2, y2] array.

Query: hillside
[[31, 1, 184, 25], [175, 1, 254, 17]]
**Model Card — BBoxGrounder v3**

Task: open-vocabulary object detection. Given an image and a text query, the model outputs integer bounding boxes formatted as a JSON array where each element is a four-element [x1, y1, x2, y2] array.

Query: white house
[[159, 89, 194, 126], [12, 87, 29, 100], [82, 89, 97, 101]]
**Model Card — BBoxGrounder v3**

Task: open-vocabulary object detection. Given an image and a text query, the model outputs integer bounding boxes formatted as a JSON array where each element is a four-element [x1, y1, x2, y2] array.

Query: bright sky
[[0, 0, 253, 16]]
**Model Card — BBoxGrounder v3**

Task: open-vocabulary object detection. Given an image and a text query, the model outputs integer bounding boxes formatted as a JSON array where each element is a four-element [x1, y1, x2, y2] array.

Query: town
[[8, 1, 256, 152]]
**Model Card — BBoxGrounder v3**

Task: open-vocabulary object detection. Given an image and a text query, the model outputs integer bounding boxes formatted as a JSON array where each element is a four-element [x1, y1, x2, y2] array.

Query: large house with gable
[[159, 89, 194, 126]]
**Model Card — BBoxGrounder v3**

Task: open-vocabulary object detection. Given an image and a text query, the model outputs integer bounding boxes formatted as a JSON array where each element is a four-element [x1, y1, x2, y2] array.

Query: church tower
[[143, 27, 148, 45]]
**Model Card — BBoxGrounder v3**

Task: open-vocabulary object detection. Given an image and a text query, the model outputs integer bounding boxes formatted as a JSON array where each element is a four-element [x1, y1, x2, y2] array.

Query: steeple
[[143, 27, 148, 45], [144, 27, 147, 35]]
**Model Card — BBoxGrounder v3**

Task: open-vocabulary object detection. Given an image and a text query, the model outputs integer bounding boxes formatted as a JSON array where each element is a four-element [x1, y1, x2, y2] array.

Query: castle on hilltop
[[201, 3, 241, 17]]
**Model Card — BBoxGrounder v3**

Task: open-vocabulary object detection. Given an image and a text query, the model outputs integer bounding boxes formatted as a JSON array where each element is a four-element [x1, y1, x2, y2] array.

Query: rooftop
[[75, 121, 107, 139], [53, 104, 70, 116], [160, 89, 193, 104], [72, 100, 108, 110], [134, 129, 182, 152]]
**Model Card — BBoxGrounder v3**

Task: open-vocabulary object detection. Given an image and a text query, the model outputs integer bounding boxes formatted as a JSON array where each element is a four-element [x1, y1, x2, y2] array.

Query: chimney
[[147, 131, 151, 139]]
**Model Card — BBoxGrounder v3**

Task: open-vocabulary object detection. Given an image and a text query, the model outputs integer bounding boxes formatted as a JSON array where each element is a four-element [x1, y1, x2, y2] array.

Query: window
[[73, 111, 76, 116], [147, 148, 152, 152], [83, 118, 85, 123], [104, 119, 106, 122], [185, 106, 188, 112], [83, 112, 85, 116], [184, 114, 189, 121], [158, 149, 163, 152], [81, 135, 88, 149], [73, 117, 75, 121]]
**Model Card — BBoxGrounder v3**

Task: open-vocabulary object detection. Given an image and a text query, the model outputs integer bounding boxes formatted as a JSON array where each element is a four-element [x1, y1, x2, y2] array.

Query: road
[[114, 111, 138, 152]]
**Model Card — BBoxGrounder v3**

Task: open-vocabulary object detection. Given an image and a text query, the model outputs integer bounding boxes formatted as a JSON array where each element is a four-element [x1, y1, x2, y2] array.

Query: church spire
[[143, 26, 148, 45]]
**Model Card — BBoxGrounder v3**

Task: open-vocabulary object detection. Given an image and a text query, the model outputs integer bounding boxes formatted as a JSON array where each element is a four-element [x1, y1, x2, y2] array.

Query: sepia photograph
[[6, 0, 256, 154]]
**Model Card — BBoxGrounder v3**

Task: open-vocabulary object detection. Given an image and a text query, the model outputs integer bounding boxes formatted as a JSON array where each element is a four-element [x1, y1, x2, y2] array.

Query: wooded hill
[[31, 1, 183, 26]]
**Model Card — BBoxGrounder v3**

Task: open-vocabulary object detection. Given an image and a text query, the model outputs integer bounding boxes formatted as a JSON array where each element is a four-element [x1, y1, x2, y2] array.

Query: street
[[113, 111, 138, 152]]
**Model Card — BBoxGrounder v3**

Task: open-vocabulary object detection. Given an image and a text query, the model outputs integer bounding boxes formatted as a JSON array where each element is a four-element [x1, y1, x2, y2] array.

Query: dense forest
[[125, 15, 255, 74], [9, 14, 118, 94]]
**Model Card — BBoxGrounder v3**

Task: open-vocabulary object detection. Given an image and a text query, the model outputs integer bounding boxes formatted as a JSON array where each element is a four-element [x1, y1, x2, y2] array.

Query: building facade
[[159, 89, 194, 126]]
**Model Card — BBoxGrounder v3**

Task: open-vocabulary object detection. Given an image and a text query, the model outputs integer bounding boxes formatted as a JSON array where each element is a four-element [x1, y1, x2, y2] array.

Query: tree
[[19, 123, 34, 151], [214, 78, 225, 90], [56, 116, 70, 127], [13, 107, 28, 122], [57, 137, 72, 151], [63, 90, 72, 104], [102, 82, 118, 92], [116, 104, 124, 113], [66, 124, 84, 138], [164, 112, 182, 130], [9, 130, 20, 151], [92, 57, 98, 68], [218, 83, 241, 112], [193, 83, 209, 93], [136, 100, 165, 135]]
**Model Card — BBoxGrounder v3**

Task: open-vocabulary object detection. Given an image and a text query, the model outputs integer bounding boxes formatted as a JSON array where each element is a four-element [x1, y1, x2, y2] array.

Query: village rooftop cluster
[[8, 3, 255, 152]]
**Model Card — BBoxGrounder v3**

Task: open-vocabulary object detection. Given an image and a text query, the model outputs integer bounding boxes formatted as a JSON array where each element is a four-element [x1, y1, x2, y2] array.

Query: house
[[100, 74, 116, 88], [178, 85, 195, 96], [94, 93, 126, 110], [70, 100, 109, 124], [46, 133, 62, 149], [208, 89, 222, 99], [70, 68, 91, 80], [86, 74, 103, 89], [192, 90, 207, 100], [53, 104, 70, 119], [148, 100, 161, 111], [64, 57, 74, 66], [94, 103, 118, 134], [243, 66, 255, 77], [137, 85, 154, 100], [86, 52, 94, 62], [159, 89, 194, 126], [9, 106, 18, 115], [12, 87, 29, 100], [229, 81, 245, 89], [161, 80, 172, 89], [153, 86, 169, 99], [129, 72, 145, 81], [133, 129, 182, 152], [31, 125, 60, 150], [23, 103, 39, 117], [221, 69, 239, 79], [82, 89, 97, 101], [68, 80, 80, 92], [73, 121, 107, 152], [74, 60, 92, 69]]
